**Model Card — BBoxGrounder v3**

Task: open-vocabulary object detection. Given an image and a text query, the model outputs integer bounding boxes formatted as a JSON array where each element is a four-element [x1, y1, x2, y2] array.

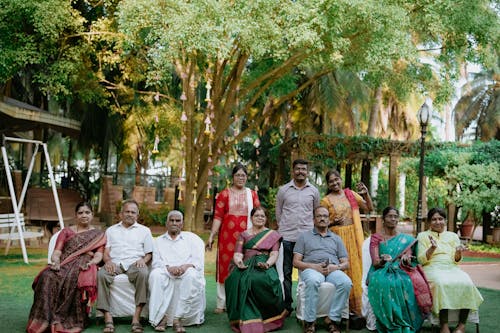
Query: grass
[[1, 247, 499, 332]]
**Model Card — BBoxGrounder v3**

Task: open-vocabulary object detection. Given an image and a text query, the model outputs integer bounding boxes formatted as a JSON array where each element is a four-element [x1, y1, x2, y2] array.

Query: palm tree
[[454, 66, 500, 141]]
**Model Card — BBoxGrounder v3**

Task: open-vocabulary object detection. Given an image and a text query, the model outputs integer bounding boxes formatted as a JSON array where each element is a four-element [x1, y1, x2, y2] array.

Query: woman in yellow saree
[[320, 169, 373, 315]]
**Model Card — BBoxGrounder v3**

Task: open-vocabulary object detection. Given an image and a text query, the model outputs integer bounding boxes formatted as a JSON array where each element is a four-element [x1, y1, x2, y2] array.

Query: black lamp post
[[416, 98, 432, 234]]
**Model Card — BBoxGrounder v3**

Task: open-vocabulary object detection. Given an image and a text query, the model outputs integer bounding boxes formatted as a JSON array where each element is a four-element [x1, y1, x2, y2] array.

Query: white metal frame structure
[[1, 135, 65, 263]]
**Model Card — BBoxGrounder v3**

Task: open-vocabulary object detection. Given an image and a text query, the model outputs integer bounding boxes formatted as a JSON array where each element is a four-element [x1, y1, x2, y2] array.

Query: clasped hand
[[168, 265, 187, 277], [400, 253, 413, 265], [256, 262, 270, 270]]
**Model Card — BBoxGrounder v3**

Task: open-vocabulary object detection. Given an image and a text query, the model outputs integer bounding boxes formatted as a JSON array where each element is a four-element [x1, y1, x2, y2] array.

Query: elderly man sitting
[[293, 206, 352, 333], [148, 210, 206, 332]]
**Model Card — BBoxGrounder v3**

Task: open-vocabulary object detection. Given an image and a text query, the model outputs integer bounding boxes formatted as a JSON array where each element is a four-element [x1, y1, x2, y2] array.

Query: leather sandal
[[303, 321, 315, 333], [131, 322, 144, 333], [155, 315, 168, 332], [103, 321, 115, 333], [173, 319, 186, 333], [327, 321, 341, 333]]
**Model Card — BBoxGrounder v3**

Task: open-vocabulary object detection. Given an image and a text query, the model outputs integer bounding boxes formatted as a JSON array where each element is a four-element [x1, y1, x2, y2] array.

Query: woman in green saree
[[225, 206, 287, 333], [367, 207, 425, 333]]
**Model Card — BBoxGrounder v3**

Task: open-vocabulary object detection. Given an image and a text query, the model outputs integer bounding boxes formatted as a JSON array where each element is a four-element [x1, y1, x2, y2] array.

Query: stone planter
[[492, 227, 500, 244]]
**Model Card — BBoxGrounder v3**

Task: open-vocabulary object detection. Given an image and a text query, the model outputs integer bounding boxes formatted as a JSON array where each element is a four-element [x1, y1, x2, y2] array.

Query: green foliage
[[426, 177, 448, 211], [261, 187, 278, 224], [468, 243, 500, 254], [447, 162, 500, 222], [137, 203, 171, 226], [469, 140, 500, 165]]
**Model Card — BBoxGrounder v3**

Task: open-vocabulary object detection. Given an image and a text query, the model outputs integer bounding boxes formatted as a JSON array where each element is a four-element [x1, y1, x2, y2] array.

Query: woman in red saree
[[206, 164, 260, 313], [27, 202, 106, 333]]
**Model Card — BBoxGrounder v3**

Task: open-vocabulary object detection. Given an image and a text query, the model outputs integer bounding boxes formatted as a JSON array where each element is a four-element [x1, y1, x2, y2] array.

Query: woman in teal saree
[[367, 207, 425, 333], [225, 207, 286, 333]]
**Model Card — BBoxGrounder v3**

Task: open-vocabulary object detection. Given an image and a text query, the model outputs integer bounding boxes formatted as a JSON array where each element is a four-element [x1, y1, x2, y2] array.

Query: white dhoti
[[148, 267, 205, 326], [148, 231, 206, 327]]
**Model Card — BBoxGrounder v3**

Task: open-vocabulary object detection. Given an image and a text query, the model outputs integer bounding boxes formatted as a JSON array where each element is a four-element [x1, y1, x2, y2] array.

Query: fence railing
[[0, 169, 173, 205]]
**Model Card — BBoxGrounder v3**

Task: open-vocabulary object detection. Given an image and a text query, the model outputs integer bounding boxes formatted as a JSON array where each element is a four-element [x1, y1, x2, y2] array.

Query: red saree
[[214, 188, 260, 283], [26, 228, 106, 333]]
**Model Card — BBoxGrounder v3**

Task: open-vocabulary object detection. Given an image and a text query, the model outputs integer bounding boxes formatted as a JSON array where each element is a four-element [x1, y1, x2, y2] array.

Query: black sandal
[[327, 321, 341, 333], [303, 321, 315, 333]]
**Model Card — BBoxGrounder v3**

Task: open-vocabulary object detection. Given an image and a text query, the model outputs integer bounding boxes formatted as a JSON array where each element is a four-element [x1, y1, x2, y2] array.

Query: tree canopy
[[0, 0, 498, 230]]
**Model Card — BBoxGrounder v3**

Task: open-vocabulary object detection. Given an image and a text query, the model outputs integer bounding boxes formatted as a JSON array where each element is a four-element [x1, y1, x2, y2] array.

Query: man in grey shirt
[[293, 206, 352, 333], [276, 158, 320, 314]]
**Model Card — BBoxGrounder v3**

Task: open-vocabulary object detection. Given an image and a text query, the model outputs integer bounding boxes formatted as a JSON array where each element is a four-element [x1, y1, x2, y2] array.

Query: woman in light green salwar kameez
[[417, 208, 483, 333]]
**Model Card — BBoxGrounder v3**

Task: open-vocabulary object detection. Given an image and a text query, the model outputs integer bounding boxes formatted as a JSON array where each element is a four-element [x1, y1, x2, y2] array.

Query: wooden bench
[[0, 213, 44, 255]]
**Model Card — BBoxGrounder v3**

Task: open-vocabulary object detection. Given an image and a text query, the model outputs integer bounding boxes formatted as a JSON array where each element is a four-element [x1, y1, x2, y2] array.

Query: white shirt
[[105, 221, 154, 270], [152, 231, 204, 273]]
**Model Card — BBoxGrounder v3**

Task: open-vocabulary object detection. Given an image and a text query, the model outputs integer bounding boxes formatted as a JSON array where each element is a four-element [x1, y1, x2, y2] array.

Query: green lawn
[[1, 248, 498, 333]]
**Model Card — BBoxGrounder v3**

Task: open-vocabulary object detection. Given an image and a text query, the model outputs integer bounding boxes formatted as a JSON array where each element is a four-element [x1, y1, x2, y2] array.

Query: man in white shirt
[[97, 199, 154, 333], [148, 210, 205, 332]]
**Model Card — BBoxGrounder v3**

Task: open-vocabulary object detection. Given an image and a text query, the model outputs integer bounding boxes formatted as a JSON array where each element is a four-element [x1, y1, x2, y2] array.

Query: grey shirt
[[276, 179, 320, 242], [293, 228, 348, 265]]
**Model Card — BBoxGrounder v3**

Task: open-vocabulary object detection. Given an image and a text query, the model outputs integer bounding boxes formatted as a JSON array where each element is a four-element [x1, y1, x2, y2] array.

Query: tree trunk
[[367, 86, 382, 136]]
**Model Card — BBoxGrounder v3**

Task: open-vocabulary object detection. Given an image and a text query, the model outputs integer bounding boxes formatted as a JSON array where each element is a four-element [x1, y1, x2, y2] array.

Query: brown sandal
[[103, 321, 115, 333], [172, 319, 186, 333], [131, 322, 144, 333], [155, 315, 168, 332]]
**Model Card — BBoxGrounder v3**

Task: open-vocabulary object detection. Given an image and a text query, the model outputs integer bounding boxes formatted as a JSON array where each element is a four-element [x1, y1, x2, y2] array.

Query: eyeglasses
[[234, 174, 247, 178], [315, 214, 329, 218]]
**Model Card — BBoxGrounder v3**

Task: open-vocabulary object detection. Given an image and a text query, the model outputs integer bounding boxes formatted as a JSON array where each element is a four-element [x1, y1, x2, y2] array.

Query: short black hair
[[292, 158, 309, 168], [427, 207, 446, 221]]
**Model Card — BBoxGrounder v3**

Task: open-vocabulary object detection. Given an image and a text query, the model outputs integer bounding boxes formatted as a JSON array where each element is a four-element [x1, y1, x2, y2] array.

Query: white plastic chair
[[295, 277, 349, 323], [47, 230, 61, 264], [361, 236, 376, 331]]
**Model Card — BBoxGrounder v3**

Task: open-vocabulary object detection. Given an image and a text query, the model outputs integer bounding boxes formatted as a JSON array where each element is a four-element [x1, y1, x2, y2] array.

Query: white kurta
[[148, 231, 206, 327]]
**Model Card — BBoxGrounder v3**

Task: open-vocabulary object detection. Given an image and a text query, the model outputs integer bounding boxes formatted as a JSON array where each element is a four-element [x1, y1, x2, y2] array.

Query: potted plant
[[491, 206, 500, 243]]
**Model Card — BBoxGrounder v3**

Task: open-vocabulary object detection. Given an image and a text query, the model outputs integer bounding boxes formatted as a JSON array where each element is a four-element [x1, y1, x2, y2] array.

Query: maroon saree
[[26, 228, 106, 333]]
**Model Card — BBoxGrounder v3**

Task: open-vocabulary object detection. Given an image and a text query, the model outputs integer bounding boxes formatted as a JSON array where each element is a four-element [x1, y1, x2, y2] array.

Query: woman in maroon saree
[[225, 207, 286, 333], [27, 202, 106, 333]]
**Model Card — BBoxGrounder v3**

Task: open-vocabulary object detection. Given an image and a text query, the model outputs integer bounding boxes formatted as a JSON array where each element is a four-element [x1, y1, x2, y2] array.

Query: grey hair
[[167, 210, 183, 221]]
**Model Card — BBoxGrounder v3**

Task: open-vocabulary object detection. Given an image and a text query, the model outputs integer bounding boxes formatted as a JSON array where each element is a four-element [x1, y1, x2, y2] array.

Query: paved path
[[460, 262, 500, 290]]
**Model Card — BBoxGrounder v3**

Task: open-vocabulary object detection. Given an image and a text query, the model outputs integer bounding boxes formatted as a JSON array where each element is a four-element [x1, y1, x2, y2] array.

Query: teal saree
[[367, 233, 424, 333]]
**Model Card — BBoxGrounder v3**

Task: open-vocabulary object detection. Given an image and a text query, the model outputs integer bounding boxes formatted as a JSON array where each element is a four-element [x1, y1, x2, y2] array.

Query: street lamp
[[416, 98, 432, 234]]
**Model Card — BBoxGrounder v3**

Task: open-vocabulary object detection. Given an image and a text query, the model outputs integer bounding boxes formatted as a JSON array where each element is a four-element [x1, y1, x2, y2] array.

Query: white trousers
[[216, 282, 226, 309]]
